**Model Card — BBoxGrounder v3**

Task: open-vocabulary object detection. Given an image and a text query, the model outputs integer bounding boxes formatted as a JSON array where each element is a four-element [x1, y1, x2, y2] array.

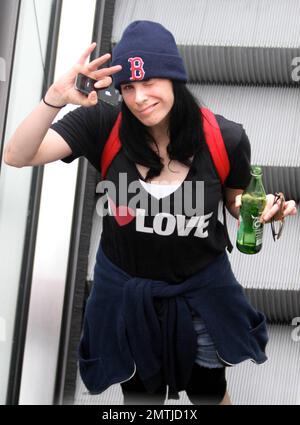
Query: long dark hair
[[119, 82, 205, 181]]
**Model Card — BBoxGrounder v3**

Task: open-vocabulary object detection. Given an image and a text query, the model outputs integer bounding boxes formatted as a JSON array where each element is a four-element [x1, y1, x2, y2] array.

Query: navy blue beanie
[[111, 20, 187, 90]]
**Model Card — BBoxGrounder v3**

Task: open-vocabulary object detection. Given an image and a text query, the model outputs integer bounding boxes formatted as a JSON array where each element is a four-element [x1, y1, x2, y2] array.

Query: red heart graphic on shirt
[[108, 197, 135, 226]]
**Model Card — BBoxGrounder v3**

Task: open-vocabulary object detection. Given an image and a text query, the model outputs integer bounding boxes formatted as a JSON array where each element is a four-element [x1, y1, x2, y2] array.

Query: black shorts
[[121, 362, 227, 405]]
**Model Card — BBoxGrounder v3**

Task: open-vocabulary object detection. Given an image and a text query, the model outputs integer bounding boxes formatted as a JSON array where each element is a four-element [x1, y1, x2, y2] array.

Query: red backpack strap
[[200, 107, 233, 252], [200, 107, 230, 185], [100, 112, 122, 179], [101, 108, 230, 183]]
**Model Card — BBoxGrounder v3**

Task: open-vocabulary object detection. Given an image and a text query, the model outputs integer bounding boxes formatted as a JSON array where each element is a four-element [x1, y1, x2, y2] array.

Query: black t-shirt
[[51, 101, 251, 283]]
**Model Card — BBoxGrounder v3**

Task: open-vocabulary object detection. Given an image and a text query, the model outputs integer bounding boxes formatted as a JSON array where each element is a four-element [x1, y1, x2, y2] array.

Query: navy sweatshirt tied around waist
[[78, 244, 268, 400]]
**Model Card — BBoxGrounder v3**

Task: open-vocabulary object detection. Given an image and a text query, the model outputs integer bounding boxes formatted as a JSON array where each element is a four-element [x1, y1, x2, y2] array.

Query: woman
[[4, 21, 297, 405]]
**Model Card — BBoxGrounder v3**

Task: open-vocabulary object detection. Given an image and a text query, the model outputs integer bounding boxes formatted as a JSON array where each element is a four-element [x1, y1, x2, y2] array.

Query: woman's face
[[120, 78, 174, 132]]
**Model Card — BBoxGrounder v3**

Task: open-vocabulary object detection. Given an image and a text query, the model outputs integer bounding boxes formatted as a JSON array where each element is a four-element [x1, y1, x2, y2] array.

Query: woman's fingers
[[260, 194, 277, 222], [283, 200, 297, 218], [94, 76, 112, 89], [80, 90, 98, 107], [92, 64, 122, 81], [77, 42, 97, 65], [88, 90, 99, 105], [86, 53, 122, 76], [86, 53, 111, 71], [235, 194, 242, 208], [92, 66, 122, 89], [260, 195, 297, 222], [261, 204, 280, 222], [261, 194, 274, 216], [76, 48, 122, 88]]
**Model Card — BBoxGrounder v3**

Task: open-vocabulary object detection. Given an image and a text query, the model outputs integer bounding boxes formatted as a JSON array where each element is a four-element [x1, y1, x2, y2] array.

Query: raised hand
[[45, 42, 122, 107]]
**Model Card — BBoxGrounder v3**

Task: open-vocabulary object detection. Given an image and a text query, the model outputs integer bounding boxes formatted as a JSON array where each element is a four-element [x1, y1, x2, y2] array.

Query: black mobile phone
[[75, 73, 97, 95], [75, 73, 121, 106]]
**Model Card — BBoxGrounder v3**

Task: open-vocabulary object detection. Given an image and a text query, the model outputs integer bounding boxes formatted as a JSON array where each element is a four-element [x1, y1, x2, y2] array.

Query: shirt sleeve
[[215, 114, 251, 190], [50, 101, 120, 172], [225, 129, 251, 189]]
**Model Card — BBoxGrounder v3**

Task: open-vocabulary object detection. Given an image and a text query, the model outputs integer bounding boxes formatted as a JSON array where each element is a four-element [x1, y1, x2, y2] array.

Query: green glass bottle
[[236, 166, 267, 254]]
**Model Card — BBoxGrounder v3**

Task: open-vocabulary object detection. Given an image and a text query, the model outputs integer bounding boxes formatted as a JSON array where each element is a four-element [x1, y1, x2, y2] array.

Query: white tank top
[[139, 179, 181, 200]]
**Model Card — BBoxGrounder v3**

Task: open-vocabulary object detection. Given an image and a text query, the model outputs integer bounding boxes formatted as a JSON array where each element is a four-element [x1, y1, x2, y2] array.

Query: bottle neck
[[247, 174, 265, 196]]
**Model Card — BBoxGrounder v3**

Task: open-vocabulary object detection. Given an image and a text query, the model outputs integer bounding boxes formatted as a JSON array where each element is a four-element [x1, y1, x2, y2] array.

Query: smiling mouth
[[138, 103, 159, 114]]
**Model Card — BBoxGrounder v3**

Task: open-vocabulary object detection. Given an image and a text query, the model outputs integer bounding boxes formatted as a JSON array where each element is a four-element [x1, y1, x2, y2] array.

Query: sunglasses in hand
[[270, 192, 285, 241]]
